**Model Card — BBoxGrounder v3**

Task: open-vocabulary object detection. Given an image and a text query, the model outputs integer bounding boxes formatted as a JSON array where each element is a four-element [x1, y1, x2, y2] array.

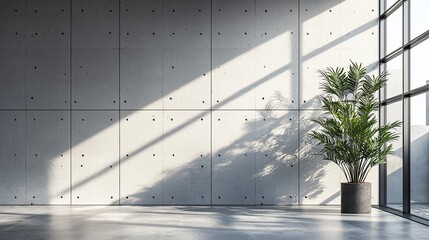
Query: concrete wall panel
[[120, 111, 163, 204], [255, 110, 298, 205], [72, 0, 119, 49], [164, 0, 210, 49], [254, 47, 298, 110], [120, 48, 163, 110], [26, 49, 70, 109], [164, 48, 210, 110], [301, 0, 340, 110], [0, 0, 26, 48], [254, 0, 299, 110], [120, 0, 163, 49], [212, 0, 256, 49], [26, 111, 70, 204], [338, 0, 378, 75], [212, 110, 256, 205], [26, 0, 70, 49], [0, 111, 25, 204], [212, 48, 256, 109], [72, 111, 119, 204], [72, 49, 119, 109], [301, 0, 342, 50], [163, 111, 211, 205], [339, 0, 378, 33], [212, 0, 256, 110], [255, 0, 298, 37], [0, 49, 25, 109]]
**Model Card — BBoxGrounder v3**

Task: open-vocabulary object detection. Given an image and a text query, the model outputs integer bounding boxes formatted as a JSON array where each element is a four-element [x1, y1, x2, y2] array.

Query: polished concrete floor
[[0, 206, 428, 240]]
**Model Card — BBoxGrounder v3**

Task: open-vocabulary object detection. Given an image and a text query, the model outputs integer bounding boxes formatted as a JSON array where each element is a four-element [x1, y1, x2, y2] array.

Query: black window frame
[[377, 0, 429, 226]]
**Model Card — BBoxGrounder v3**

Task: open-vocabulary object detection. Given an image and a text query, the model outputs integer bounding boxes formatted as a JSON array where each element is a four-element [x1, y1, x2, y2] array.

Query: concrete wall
[[0, 0, 379, 205]]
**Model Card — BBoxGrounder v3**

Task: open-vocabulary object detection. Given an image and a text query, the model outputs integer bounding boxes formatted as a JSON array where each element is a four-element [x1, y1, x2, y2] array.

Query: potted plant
[[309, 62, 401, 214]]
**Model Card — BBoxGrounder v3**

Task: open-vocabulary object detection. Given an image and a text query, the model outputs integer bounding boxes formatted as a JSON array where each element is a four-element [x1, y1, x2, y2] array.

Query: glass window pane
[[386, 0, 399, 10], [385, 55, 403, 99], [386, 101, 403, 210], [411, 0, 429, 39], [410, 93, 429, 219], [411, 40, 429, 90], [386, 6, 403, 54]]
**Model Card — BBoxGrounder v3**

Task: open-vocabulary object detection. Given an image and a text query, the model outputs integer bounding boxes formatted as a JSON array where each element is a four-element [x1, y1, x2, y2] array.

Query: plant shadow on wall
[[121, 93, 327, 205]]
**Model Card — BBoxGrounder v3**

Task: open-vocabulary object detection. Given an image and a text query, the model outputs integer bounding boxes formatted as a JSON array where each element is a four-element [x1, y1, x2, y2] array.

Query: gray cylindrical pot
[[341, 182, 371, 214]]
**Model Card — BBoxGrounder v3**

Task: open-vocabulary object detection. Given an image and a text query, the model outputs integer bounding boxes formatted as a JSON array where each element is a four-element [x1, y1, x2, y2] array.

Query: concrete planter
[[341, 182, 371, 214]]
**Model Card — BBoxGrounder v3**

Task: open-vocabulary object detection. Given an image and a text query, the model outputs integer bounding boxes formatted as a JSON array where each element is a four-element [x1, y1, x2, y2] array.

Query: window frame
[[378, 0, 429, 226]]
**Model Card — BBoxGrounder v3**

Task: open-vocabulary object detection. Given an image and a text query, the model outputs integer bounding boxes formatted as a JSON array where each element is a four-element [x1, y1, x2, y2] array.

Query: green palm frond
[[310, 61, 401, 183]]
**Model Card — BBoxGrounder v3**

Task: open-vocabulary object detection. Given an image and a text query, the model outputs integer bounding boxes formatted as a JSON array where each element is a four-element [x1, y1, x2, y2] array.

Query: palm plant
[[310, 62, 401, 183]]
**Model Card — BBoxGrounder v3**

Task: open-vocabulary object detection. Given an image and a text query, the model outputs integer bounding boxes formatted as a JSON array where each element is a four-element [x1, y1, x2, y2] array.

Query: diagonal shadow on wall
[[0, 0, 378, 205]]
